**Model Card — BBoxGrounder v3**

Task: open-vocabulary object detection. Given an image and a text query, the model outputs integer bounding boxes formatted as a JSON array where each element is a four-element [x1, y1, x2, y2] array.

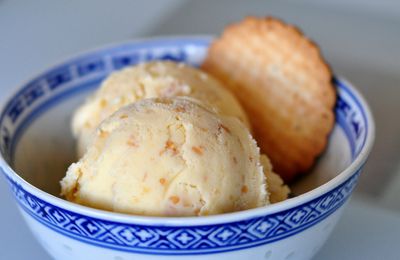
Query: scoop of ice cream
[[260, 154, 290, 203], [72, 61, 250, 156], [61, 97, 266, 216]]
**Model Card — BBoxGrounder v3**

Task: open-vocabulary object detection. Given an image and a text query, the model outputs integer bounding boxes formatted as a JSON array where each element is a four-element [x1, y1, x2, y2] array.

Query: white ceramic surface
[[0, 37, 374, 260]]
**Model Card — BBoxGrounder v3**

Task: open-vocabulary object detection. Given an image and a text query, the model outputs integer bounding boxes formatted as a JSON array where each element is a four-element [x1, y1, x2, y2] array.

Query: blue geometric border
[[3, 169, 360, 255]]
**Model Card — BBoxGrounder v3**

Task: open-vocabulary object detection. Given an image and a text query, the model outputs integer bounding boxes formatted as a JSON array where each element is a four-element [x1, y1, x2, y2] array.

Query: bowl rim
[[0, 36, 375, 226]]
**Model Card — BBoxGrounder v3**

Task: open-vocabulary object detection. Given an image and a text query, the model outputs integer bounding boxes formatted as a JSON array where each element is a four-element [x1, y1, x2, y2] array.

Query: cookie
[[202, 17, 336, 181]]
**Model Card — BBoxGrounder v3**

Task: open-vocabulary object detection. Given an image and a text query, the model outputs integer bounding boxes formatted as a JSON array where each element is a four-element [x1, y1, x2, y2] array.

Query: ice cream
[[72, 61, 250, 156], [61, 97, 267, 216], [260, 155, 290, 203]]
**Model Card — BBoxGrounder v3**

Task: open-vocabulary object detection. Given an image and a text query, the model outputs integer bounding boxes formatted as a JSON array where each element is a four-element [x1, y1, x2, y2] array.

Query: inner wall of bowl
[[0, 38, 364, 197], [13, 88, 93, 195]]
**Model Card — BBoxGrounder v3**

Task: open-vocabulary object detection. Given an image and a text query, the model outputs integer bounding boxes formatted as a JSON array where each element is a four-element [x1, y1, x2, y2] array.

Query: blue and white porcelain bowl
[[0, 37, 374, 260]]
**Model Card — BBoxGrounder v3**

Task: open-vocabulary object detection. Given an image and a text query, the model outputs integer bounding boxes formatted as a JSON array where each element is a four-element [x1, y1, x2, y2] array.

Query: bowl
[[0, 37, 374, 260]]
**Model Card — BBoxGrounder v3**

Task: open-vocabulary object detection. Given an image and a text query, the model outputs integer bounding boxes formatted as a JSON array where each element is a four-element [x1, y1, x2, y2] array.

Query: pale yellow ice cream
[[72, 61, 250, 157], [260, 155, 290, 203], [62, 98, 266, 216]]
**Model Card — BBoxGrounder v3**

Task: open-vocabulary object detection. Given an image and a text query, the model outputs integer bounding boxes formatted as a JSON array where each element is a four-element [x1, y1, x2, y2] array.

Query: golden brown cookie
[[202, 16, 336, 182]]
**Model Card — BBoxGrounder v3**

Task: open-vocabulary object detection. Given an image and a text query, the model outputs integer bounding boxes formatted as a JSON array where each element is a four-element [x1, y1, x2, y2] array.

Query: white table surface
[[1, 1, 399, 259]]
